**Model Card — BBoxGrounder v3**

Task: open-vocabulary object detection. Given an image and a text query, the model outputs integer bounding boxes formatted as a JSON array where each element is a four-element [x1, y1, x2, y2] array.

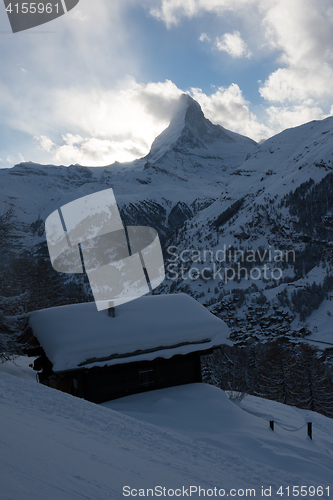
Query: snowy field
[[0, 358, 333, 499]]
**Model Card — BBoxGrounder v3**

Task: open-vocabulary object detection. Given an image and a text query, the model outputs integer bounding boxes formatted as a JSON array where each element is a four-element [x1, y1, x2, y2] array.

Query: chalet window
[[138, 368, 155, 387]]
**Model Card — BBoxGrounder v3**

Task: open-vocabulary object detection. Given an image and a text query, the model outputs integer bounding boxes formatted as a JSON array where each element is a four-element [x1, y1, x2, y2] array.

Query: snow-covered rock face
[[148, 93, 255, 162]]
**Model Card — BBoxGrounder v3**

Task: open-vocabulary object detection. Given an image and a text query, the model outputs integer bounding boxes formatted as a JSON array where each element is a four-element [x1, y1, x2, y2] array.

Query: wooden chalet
[[27, 293, 231, 403]]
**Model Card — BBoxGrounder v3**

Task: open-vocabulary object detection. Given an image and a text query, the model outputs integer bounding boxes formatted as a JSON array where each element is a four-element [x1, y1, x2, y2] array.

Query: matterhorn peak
[[173, 93, 204, 125], [148, 94, 207, 159], [178, 93, 205, 125], [147, 94, 256, 163]]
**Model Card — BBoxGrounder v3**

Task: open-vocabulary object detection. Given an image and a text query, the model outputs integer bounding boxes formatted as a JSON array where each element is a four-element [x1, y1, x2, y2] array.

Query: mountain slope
[[1, 98, 333, 355], [160, 116, 333, 348], [0, 94, 256, 253]]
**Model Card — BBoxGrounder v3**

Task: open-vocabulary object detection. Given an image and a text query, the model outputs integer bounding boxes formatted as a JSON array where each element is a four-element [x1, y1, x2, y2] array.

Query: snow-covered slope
[[1, 368, 332, 500], [0, 95, 256, 252], [160, 116, 333, 343], [190, 116, 333, 230]]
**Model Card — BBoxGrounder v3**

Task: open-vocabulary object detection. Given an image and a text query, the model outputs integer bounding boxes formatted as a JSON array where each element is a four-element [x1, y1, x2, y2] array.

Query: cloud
[[149, 0, 257, 28], [190, 85, 271, 141], [1, 0, 333, 169], [1, 71, 326, 168], [259, 0, 333, 104], [0, 0, 155, 167], [259, 65, 333, 103], [260, 0, 333, 67], [35, 134, 149, 165], [36, 136, 55, 153], [215, 31, 251, 58], [1, 68, 272, 168], [151, 0, 333, 108], [199, 32, 210, 42], [24, 79, 183, 166], [265, 103, 327, 132]]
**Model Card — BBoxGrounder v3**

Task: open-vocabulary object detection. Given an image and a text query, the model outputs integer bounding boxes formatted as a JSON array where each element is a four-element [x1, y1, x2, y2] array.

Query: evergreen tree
[[256, 338, 294, 404], [293, 344, 333, 417]]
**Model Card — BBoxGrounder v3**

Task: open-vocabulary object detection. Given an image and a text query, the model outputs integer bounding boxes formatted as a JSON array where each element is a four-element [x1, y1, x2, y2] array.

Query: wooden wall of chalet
[[71, 352, 202, 403]]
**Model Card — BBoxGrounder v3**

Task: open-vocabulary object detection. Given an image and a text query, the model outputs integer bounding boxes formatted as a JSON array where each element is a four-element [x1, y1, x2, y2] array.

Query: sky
[[0, 0, 333, 168]]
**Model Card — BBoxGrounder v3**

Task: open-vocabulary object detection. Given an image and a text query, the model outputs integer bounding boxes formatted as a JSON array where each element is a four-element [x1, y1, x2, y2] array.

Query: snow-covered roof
[[29, 293, 231, 373]]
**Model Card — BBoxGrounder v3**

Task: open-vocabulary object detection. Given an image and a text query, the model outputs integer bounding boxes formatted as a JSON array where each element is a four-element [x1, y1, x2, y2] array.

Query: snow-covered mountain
[[155, 115, 333, 345], [1, 95, 333, 353], [147, 93, 255, 165], [0, 94, 256, 251]]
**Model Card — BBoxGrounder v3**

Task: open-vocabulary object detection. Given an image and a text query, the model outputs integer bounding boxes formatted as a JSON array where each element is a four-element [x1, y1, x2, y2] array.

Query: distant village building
[[27, 294, 231, 403]]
